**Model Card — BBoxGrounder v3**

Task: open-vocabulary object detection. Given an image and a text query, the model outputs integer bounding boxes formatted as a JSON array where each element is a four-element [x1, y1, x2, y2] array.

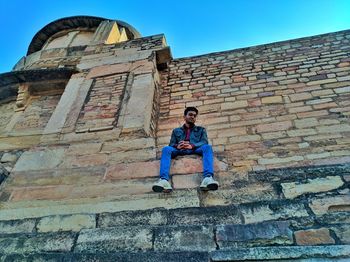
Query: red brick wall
[[158, 30, 350, 173]]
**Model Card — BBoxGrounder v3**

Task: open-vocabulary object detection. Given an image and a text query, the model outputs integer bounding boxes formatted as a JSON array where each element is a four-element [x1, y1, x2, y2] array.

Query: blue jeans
[[159, 144, 214, 181]]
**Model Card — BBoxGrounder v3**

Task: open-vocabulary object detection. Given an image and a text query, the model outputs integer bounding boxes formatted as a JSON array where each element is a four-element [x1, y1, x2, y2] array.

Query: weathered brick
[[281, 176, 344, 199], [256, 121, 293, 133], [261, 96, 283, 104], [294, 228, 335, 245], [221, 101, 248, 110]]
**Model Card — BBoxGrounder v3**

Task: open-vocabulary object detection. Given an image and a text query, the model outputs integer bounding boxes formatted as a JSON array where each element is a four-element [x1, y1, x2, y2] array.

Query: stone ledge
[[210, 245, 350, 261], [2, 251, 209, 262]]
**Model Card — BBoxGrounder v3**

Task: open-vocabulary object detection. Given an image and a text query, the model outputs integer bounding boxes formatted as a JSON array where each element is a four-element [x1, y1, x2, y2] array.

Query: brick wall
[[158, 30, 350, 173]]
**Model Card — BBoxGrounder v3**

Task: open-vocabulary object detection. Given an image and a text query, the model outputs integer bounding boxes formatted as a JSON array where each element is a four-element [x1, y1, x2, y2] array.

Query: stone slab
[[154, 225, 216, 251], [216, 221, 293, 248], [98, 209, 168, 228], [43, 77, 86, 134], [309, 195, 350, 215], [0, 232, 75, 254], [295, 228, 335, 245], [241, 202, 309, 224], [13, 148, 65, 172], [210, 245, 350, 261], [37, 214, 96, 233], [75, 226, 153, 252], [0, 190, 200, 220], [0, 218, 36, 234], [281, 176, 344, 199], [105, 161, 160, 180], [167, 205, 242, 225], [200, 183, 277, 207]]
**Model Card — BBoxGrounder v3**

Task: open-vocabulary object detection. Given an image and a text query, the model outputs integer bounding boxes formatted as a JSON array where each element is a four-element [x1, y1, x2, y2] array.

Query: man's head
[[183, 107, 198, 126]]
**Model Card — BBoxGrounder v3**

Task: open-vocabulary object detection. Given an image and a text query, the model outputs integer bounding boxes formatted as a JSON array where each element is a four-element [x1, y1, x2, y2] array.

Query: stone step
[[1, 245, 349, 261]]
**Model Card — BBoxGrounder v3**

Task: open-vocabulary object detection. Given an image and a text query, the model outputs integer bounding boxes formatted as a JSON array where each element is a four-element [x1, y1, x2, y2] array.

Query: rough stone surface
[[0, 152, 18, 163], [309, 195, 350, 215], [75, 226, 153, 252], [0, 218, 36, 234], [167, 206, 241, 225], [98, 209, 168, 227], [0, 232, 75, 254], [216, 221, 293, 248], [13, 148, 65, 171], [281, 176, 344, 199], [210, 245, 350, 261], [37, 214, 96, 232], [241, 202, 309, 224], [3, 251, 210, 262], [294, 228, 335, 245], [154, 225, 216, 251], [332, 225, 350, 244]]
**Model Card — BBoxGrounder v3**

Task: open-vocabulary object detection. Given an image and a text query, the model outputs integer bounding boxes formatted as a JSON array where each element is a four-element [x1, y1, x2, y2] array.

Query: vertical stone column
[[119, 71, 159, 136], [43, 74, 92, 134]]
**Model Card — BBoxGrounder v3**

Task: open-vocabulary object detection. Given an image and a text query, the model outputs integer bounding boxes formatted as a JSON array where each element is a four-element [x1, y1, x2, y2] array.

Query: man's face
[[184, 110, 197, 125]]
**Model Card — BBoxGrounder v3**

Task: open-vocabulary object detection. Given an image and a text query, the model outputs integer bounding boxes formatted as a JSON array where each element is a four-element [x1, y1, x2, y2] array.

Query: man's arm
[[192, 128, 209, 148], [169, 129, 178, 148]]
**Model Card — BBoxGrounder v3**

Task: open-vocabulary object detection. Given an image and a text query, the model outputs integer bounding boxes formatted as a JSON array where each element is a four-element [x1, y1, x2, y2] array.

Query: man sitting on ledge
[[152, 106, 219, 193]]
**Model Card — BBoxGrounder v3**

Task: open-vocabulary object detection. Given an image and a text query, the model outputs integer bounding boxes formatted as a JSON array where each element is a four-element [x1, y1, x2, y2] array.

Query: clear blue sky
[[0, 0, 350, 73]]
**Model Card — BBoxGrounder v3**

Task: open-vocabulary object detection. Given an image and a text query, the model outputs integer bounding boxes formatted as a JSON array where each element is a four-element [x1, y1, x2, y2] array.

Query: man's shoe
[[200, 176, 219, 191], [152, 179, 173, 193]]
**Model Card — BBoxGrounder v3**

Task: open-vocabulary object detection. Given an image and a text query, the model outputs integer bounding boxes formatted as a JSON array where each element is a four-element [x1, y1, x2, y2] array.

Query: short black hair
[[184, 107, 198, 116]]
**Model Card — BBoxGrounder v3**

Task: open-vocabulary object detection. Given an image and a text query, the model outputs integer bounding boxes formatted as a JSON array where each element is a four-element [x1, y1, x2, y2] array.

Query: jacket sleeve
[[169, 129, 178, 147], [193, 128, 209, 148]]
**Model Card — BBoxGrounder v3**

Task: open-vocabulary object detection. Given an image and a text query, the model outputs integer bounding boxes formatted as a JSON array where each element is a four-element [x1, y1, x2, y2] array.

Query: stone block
[[60, 153, 108, 168], [200, 184, 277, 207], [332, 225, 350, 244], [66, 142, 102, 155], [75, 226, 153, 252], [101, 138, 155, 152], [0, 232, 75, 254], [294, 228, 335, 245], [281, 176, 344, 199], [0, 219, 36, 234], [168, 205, 241, 225], [105, 161, 160, 180], [37, 214, 96, 233], [108, 148, 156, 163], [98, 209, 168, 227], [172, 173, 200, 189], [10, 166, 105, 187], [309, 195, 350, 215], [170, 156, 228, 175], [256, 121, 292, 133], [121, 73, 156, 135], [210, 245, 350, 261], [44, 77, 86, 135], [261, 96, 283, 104], [154, 225, 216, 251], [294, 118, 319, 128], [0, 153, 19, 163], [216, 221, 293, 248], [13, 148, 65, 172], [258, 156, 303, 165], [241, 202, 309, 224], [221, 101, 248, 110]]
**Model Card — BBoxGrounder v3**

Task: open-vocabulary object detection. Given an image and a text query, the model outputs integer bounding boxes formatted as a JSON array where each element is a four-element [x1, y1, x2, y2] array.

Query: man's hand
[[177, 141, 193, 150]]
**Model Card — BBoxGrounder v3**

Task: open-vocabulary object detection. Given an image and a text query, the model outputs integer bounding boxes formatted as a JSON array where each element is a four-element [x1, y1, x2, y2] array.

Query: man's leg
[[194, 144, 219, 190], [153, 146, 179, 193], [159, 146, 179, 180], [194, 144, 214, 177]]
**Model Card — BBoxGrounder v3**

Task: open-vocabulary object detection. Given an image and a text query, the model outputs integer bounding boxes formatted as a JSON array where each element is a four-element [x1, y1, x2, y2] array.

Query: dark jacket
[[169, 125, 208, 149]]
